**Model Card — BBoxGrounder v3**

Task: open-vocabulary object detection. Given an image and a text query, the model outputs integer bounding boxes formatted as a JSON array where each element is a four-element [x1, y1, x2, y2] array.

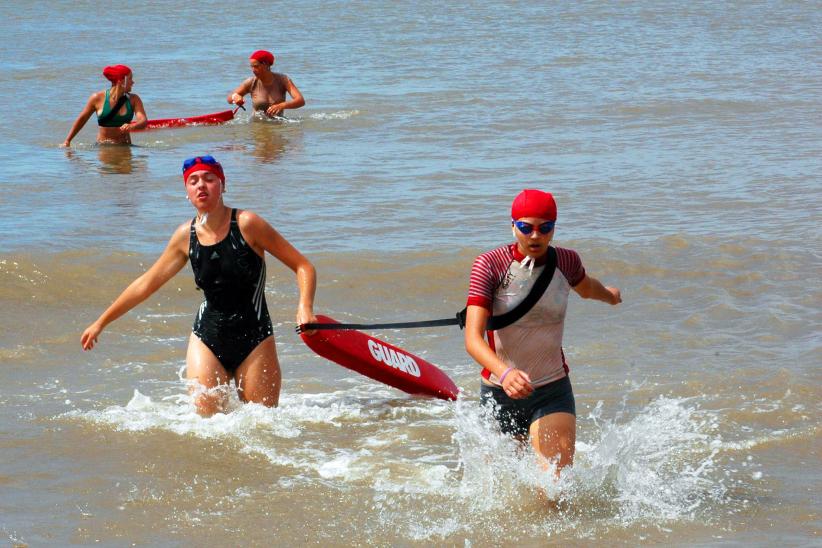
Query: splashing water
[[62, 383, 731, 541], [575, 397, 725, 524], [380, 394, 729, 541]]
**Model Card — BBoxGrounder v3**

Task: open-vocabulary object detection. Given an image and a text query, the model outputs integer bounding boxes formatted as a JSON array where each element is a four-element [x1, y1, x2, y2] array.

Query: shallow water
[[0, 1, 820, 546]]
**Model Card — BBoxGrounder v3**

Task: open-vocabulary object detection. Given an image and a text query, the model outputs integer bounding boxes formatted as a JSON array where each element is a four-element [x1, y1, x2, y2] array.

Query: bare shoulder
[[170, 219, 193, 245], [88, 90, 105, 106], [235, 209, 280, 252], [236, 209, 271, 232], [236, 208, 261, 223]]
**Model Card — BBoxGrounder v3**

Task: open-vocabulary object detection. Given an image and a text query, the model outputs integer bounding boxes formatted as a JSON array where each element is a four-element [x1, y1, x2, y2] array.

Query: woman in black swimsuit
[[81, 155, 317, 416]]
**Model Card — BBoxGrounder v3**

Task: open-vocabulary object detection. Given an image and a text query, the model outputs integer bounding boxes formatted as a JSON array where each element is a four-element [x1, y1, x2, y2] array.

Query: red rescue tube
[[300, 315, 458, 401], [138, 109, 237, 131]]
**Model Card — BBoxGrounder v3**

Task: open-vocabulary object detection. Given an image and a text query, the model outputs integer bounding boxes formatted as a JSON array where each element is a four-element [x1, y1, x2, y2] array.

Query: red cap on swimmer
[[511, 189, 557, 221], [249, 50, 275, 66], [102, 65, 132, 83], [182, 155, 225, 183]]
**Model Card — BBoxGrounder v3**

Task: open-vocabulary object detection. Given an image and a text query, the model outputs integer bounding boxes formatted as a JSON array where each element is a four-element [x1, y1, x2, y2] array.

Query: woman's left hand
[[119, 122, 133, 132], [265, 103, 285, 117], [297, 308, 318, 336], [502, 368, 534, 399], [606, 286, 622, 305]]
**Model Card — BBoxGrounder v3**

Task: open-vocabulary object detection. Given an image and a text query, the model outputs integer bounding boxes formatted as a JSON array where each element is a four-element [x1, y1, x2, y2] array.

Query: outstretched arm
[[81, 225, 190, 350], [464, 305, 534, 399], [572, 274, 621, 305], [240, 211, 316, 326], [62, 93, 99, 147]]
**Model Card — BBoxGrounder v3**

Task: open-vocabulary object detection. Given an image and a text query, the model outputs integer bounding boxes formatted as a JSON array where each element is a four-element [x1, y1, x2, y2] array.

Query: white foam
[[318, 450, 375, 479], [309, 110, 360, 120], [65, 389, 301, 439], [61, 385, 747, 540]]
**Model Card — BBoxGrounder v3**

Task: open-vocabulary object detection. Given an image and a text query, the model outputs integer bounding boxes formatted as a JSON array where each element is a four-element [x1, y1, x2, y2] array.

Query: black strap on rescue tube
[[297, 247, 557, 333]]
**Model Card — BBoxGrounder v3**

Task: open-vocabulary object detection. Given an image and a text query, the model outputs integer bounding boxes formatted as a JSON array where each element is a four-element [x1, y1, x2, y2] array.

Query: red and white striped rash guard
[[467, 243, 586, 387]]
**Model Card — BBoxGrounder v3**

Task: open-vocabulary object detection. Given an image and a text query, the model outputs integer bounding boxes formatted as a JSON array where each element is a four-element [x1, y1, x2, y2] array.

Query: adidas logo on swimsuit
[[367, 340, 421, 377]]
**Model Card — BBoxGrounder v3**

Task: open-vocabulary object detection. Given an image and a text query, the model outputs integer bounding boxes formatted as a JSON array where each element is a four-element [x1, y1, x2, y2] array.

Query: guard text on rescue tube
[[367, 340, 421, 377]]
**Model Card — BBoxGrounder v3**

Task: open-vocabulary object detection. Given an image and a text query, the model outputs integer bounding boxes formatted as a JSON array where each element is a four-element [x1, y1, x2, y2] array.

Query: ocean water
[[0, 1, 819, 545]]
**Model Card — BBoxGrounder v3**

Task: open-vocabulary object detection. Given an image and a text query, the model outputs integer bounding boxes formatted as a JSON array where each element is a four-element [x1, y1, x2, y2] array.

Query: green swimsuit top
[[97, 89, 134, 127]]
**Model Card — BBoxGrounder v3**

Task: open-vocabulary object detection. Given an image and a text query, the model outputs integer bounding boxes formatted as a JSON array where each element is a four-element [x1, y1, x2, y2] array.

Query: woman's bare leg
[[530, 412, 576, 474], [233, 335, 281, 407], [185, 333, 231, 417]]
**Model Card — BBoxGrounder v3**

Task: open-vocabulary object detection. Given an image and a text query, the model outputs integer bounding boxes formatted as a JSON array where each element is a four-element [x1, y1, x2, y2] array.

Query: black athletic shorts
[[480, 375, 575, 437]]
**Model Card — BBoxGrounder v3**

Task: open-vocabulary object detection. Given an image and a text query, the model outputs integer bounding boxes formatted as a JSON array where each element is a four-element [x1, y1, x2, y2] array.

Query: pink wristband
[[499, 367, 514, 385]]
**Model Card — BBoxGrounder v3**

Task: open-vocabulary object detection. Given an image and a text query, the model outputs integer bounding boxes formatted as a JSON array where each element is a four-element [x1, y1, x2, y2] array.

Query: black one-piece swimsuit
[[189, 209, 273, 372]]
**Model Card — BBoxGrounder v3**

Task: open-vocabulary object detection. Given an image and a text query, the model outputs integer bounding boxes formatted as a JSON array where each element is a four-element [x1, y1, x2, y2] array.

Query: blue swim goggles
[[182, 155, 221, 172], [513, 220, 555, 235]]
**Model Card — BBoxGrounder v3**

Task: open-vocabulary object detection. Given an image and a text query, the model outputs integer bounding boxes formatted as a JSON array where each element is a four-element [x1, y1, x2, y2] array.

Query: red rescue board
[[139, 109, 237, 130], [300, 315, 458, 401]]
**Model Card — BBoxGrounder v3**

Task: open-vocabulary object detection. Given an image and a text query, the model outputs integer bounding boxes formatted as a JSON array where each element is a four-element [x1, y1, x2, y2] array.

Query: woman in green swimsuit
[[62, 65, 147, 147]]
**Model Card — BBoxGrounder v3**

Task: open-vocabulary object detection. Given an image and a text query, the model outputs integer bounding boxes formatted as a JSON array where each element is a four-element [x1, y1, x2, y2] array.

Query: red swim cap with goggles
[[511, 189, 557, 221], [102, 65, 132, 83], [182, 155, 225, 183], [249, 50, 275, 65]]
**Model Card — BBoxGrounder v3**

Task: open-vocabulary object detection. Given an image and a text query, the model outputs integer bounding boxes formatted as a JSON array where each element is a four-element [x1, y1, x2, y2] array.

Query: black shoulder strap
[[297, 248, 558, 334], [189, 217, 197, 246], [456, 246, 556, 330], [98, 92, 130, 125]]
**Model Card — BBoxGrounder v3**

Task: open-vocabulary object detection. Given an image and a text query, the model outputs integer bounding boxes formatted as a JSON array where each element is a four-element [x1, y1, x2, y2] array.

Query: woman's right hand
[[502, 368, 533, 399], [81, 322, 104, 351], [228, 92, 244, 106]]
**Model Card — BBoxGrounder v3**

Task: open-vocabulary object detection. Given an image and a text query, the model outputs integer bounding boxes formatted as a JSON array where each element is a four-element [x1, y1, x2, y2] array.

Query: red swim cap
[[183, 156, 225, 184], [511, 189, 557, 221], [249, 50, 275, 66], [102, 65, 132, 83]]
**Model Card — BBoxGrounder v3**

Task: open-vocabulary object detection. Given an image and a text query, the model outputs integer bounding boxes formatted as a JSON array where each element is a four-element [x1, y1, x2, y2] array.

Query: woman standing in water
[[81, 155, 317, 416], [464, 189, 621, 474], [227, 50, 305, 118], [62, 65, 147, 147]]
